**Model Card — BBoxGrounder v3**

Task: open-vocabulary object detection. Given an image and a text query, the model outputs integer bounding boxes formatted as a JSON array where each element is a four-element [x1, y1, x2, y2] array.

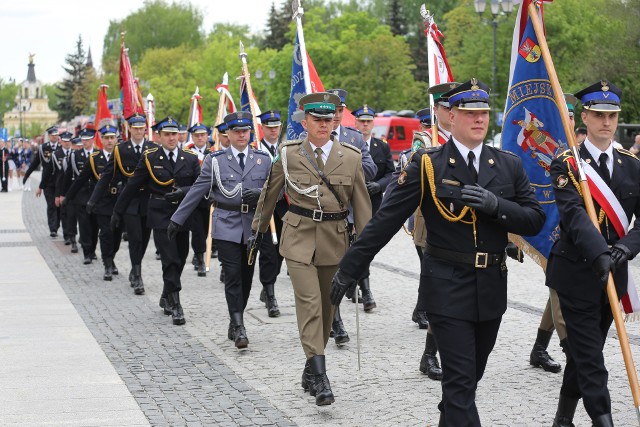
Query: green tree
[[262, 1, 291, 50], [56, 36, 94, 121], [0, 79, 18, 127], [101, 0, 205, 75], [387, 0, 408, 36]]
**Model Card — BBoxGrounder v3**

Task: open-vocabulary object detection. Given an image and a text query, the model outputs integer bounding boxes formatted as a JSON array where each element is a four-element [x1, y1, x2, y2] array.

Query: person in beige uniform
[[250, 92, 371, 406]]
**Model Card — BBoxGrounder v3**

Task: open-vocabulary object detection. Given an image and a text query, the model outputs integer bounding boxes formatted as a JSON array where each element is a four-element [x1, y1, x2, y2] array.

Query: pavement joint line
[[0, 229, 28, 233], [0, 241, 36, 247]]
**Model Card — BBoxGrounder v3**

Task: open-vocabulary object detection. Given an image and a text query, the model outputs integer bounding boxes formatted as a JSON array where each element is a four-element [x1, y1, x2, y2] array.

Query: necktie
[[105, 153, 110, 162], [168, 151, 175, 166], [238, 153, 245, 171], [331, 131, 338, 142], [599, 153, 611, 186], [135, 145, 141, 155], [467, 151, 478, 183], [268, 144, 276, 157], [315, 147, 324, 171]]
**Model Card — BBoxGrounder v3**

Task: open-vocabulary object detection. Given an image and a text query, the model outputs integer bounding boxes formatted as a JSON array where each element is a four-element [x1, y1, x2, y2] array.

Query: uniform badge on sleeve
[[398, 171, 407, 185], [556, 175, 568, 188]]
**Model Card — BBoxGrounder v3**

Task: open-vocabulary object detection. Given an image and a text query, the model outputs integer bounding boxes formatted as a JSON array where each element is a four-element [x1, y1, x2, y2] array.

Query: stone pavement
[[5, 175, 640, 426]]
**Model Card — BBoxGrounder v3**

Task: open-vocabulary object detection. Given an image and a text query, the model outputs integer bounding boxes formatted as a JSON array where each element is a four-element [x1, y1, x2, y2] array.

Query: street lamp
[[255, 69, 276, 109], [473, 0, 514, 139]]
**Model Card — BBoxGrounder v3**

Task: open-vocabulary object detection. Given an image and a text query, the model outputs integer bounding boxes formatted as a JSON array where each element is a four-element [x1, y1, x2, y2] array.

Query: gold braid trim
[[114, 144, 134, 178], [145, 152, 174, 186], [89, 152, 101, 181]]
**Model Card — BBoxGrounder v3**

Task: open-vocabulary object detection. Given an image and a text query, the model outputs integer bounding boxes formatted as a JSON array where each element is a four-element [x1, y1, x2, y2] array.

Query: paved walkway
[[3, 174, 640, 426]]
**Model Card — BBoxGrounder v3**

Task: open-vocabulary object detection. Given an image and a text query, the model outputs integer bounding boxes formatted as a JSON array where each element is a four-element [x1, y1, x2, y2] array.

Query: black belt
[[216, 202, 256, 213], [425, 244, 505, 269], [288, 204, 349, 222], [150, 193, 167, 200]]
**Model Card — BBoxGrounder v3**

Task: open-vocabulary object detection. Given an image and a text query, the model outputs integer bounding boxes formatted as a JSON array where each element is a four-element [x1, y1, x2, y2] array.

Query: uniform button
[[501, 214, 507, 220], [449, 191, 453, 195], [319, 192, 323, 196], [320, 181, 324, 185]]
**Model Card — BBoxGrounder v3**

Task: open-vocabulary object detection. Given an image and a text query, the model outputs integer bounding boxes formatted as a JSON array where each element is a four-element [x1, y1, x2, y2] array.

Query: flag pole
[[146, 93, 155, 142], [186, 86, 201, 145], [292, 0, 312, 94], [528, 2, 640, 422], [421, 5, 439, 146], [213, 73, 229, 152]]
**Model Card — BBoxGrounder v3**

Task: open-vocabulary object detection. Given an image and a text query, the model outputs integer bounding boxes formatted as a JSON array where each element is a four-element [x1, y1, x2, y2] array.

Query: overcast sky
[[0, 0, 276, 85]]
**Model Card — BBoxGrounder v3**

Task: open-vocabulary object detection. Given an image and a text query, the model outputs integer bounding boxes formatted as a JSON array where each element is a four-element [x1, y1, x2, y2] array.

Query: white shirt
[[364, 137, 372, 151], [103, 150, 112, 162], [85, 150, 92, 158], [451, 137, 483, 173], [261, 140, 278, 158], [309, 140, 333, 164], [230, 145, 250, 166], [583, 138, 614, 178], [131, 140, 144, 153]]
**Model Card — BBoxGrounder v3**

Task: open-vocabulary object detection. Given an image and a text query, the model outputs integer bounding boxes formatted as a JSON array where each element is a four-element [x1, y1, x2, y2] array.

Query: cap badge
[[601, 80, 609, 92], [324, 94, 330, 101], [471, 78, 479, 90]]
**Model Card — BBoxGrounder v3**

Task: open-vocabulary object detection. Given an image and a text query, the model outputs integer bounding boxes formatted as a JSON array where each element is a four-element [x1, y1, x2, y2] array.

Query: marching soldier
[[251, 92, 371, 406], [61, 129, 99, 264], [325, 88, 377, 345], [215, 122, 231, 150], [256, 110, 286, 317], [0, 139, 8, 192], [66, 125, 123, 280], [169, 111, 270, 346], [91, 113, 155, 295], [330, 79, 545, 425], [112, 117, 200, 326], [50, 132, 76, 249], [527, 93, 578, 375], [28, 126, 61, 237], [183, 122, 213, 277], [351, 105, 394, 311], [177, 123, 188, 148], [548, 81, 640, 427]]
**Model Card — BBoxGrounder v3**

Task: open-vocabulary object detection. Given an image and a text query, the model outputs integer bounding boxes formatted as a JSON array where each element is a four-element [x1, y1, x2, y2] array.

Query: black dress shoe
[[50, 231, 57, 237], [211, 248, 218, 259], [196, 253, 206, 277], [122, 232, 128, 242], [70, 242, 78, 253], [103, 258, 114, 281], [111, 262, 119, 275], [412, 308, 430, 329], [91, 253, 97, 260], [64, 237, 71, 245], [155, 251, 161, 260], [83, 255, 92, 265], [420, 353, 443, 381]]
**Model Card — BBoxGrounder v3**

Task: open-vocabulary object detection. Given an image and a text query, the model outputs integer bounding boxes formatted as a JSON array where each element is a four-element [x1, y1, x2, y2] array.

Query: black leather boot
[[592, 413, 614, 427], [230, 312, 249, 349], [332, 306, 350, 346], [159, 295, 172, 315], [412, 306, 429, 329], [111, 261, 119, 275], [83, 252, 92, 265], [196, 253, 206, 277], [420, 332, 443, 381], [168, 291, 186, 325], [192, 254, 199, 271], [132, 264, 145, 295], [552, 394, 579, 427], [219, 267, 225, 283], [530, 328, 562, 373], [70, 237, 78, 253], [264, 284, 280, 317], [103, 258, 113, 281], [129, 269, 135, 287], [301, 359, 312, 393], [308, 355, 334, 406], [359, 278, 376, 312], [259, 288, 266, 304]]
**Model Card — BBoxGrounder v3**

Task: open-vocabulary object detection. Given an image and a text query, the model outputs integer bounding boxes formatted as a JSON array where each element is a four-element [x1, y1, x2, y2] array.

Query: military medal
[[398, 171, 407, 185], [557, 175, 568, 188], [257, 158, 262, 165], [450, 202, 454, 213]]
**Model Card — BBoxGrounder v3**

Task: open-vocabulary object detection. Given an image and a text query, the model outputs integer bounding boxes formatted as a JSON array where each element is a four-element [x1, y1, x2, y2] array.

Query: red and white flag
[[215, 72, 237, 117], [424, 19, 454, 86]]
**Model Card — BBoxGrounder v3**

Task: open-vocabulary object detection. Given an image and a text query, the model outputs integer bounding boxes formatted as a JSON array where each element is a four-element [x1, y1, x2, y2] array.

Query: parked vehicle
[[372, 115, 421, 160]]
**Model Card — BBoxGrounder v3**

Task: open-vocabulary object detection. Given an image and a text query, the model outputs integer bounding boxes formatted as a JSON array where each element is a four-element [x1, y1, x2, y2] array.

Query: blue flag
[[239, 76, 256, 144], [502, 1, 568, 261], [287, 32, 307, 141]]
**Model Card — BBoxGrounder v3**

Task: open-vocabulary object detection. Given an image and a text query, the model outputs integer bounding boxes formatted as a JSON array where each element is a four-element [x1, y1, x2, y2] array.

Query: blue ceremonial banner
[[502, 0, 567, 264], [286, 32, 306, 141], [239, 76, 255, 143]]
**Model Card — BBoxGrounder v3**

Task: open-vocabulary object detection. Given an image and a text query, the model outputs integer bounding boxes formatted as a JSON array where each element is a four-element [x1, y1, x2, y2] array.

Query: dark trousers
[[217, 239, 255, 317], [0, 161, 7, 191], [415, 245, 427, 311], [43, 185, 59, 232], [558, 290, 614, 419], [77, 208, 98, 256], [61, 201, 77, 238], [258, 214, 284, 286], [95, 214, 122, 260], [429, 314, 502, 427], [190, 204, 210, 254], [123, 214, 151, 265], [153, 228, 189, 295]]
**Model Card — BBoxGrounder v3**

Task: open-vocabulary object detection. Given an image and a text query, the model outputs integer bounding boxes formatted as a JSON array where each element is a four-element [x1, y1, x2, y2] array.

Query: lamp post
[[18, 87, 24, 138], [255, 69, 276, 109], [473, 0, 514, 139]]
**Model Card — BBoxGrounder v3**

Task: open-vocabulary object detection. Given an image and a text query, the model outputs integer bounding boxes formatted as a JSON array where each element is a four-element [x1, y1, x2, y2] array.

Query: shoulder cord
[[40, 144, 50, 163], [144, 154, 174, 186], [71, 151, 80, 176], [282, 145, 322, 211], [421, 153, 478, 247], [209, 155, 242, 199], [114, 145, 134, 178], [89, 154, 101, 181]]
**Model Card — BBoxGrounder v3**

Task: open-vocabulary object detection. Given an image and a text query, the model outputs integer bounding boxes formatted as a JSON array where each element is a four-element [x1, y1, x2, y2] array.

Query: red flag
[[119, 44, 144, 120], [94, 85, 111, 150], [306, 53, 355, 127]]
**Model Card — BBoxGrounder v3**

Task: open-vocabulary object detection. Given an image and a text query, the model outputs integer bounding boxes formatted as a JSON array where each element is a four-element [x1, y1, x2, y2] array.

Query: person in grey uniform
[[168, 111, 271, 349]]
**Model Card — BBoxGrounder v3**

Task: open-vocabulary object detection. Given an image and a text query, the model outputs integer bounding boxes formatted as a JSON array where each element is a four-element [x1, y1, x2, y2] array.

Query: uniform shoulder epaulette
[[143, 147, 159, 156], [211, 150, 226, 157], [90, 151, 101, 157], [182, 148, 198, 156], [252, 148, 270, 156], [281, 139, 302, 147], [492, 146, 519, 158], [556, 148, 572, 159], [616, 146, 639, 160], [339, 141, 362, 153], [344, 125, 362, 134], [421, 145, 442, 153]]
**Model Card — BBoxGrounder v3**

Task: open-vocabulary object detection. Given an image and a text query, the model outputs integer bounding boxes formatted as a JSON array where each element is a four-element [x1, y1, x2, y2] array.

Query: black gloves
[[246, 232, 263, 265], [242, 188, 262, 205], [110, 212, 122, 231], [611, 242, 633, 270], [60, 197, 68, 208], [86, 201, 95, 214], [461, 184, 499, 216], [164, 187, 185, 203], [366, 181, 381, 195], [330, 269, 358, 305], [592, 253, 614, 284], [167, 220, 180, 241], [506, 242, 524, 263]]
